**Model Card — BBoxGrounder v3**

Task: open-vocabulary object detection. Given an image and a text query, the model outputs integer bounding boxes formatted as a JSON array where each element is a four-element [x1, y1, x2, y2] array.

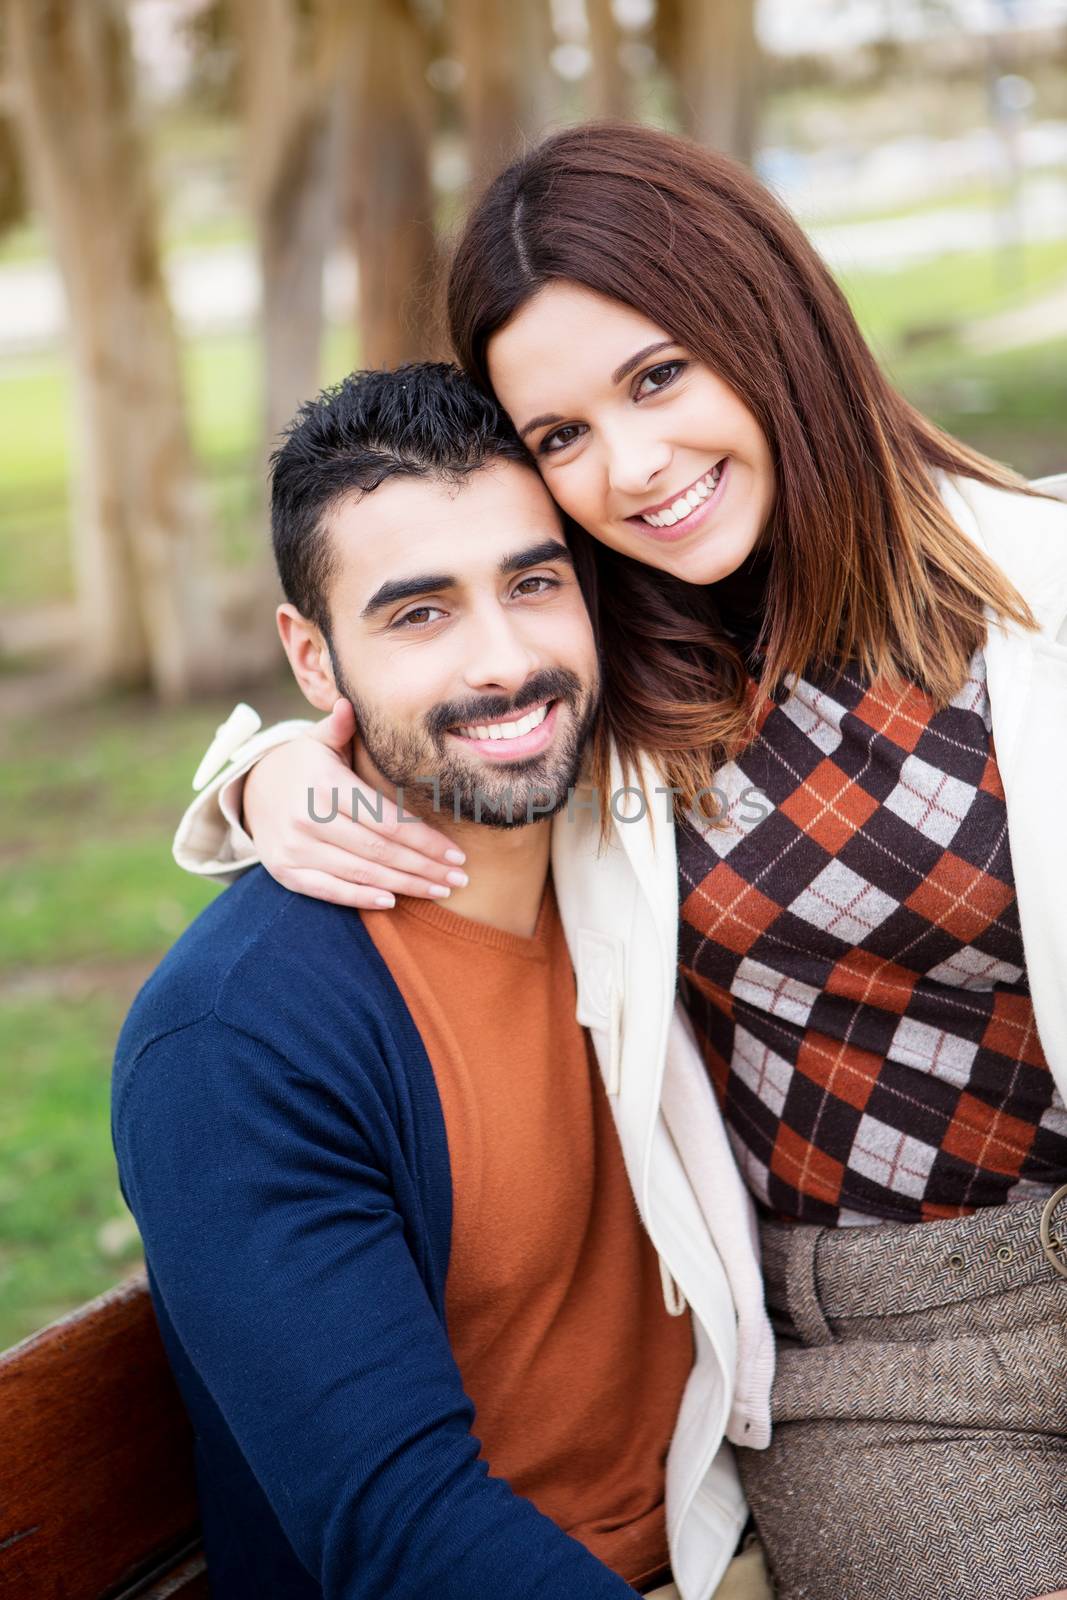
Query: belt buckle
[[1039, 1183, 1067, 1279]]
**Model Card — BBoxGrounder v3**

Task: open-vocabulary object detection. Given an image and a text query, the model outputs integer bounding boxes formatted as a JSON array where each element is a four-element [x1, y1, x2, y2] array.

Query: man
[[113, 365, 771, 1599]]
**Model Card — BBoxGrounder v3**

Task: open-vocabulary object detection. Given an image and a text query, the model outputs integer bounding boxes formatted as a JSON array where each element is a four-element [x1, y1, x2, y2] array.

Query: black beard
[[332, 663, 599, 830]]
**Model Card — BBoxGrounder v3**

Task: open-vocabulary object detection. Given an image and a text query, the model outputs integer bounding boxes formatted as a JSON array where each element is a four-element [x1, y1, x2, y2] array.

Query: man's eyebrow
[[360, 572, 455, 619], [517, 340, 678, 439], [359, 543, 570, 618], [498, 539, 572, 576]]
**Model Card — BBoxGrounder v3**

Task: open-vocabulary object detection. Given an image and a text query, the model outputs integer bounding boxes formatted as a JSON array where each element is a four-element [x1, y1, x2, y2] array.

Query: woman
[[175, 123, 1067, 1600]]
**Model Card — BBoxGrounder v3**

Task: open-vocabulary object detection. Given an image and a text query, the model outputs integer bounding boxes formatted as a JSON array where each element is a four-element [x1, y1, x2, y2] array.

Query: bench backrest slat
[[0, 1272, 203, 1598]]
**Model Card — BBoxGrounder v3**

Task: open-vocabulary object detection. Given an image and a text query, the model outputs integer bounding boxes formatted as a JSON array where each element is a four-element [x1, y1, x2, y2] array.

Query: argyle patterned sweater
[[677, 651, 1067, 1226]]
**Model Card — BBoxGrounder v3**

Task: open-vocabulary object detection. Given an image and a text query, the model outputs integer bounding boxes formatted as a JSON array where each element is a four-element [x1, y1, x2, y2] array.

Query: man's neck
[[438, 817, 552, 938], [355, 752, 551, 939]]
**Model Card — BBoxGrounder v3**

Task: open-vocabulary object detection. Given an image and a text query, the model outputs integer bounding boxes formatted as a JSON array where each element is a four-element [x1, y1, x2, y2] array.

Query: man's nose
[[461, 607, 540, 694]]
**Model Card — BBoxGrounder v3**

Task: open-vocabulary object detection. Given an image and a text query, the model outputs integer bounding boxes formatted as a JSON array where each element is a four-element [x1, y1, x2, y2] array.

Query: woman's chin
[[650, 524, 761, 587]]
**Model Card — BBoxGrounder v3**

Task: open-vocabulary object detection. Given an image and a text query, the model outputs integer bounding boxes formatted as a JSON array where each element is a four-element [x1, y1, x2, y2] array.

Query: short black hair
[[270, 362, 530, 637]]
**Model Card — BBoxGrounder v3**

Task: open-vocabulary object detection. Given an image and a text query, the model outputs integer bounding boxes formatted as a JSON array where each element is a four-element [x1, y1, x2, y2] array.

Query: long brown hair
[[447, 121, 1037, 808]]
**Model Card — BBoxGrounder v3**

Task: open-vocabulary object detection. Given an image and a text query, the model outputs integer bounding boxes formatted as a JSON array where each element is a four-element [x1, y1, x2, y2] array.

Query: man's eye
[[636, 360, 685, 398], [539, 423, 585, 455], [512, 574, 558, 597], [393, 605, 445, 629]]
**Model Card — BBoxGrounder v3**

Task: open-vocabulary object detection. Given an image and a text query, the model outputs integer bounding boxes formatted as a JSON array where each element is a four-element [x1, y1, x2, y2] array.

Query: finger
[[339, 818, 468, 884], [313, 739, 465, 867], [298, 840, 462, 901], [308, 764, 465, 868], [305, 805, 468, 880], [284, 868, 399, 911], [308, 697, 357, 754]]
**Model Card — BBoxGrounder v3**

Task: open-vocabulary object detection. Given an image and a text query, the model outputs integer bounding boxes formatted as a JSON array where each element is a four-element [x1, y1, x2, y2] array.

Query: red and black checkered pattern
[[677, 651, 1067, 1225]]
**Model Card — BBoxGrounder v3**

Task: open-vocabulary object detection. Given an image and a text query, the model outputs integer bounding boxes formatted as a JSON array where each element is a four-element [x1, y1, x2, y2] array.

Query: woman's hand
[[241, 698, 468, 909]]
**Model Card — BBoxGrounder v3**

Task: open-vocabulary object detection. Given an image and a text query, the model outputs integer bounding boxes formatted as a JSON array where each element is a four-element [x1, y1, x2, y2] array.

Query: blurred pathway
[[808, 175, 1067, 275]]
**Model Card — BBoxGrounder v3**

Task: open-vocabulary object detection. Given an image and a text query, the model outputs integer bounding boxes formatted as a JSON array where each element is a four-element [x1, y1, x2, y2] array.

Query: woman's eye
[[539, 423, 585, 455], [636, 360, 685, 398], [393, 604, 445, 629]]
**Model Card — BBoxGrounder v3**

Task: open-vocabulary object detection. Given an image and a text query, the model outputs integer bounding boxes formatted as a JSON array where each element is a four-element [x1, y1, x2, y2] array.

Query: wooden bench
[[0, 1271, 208, 1598]]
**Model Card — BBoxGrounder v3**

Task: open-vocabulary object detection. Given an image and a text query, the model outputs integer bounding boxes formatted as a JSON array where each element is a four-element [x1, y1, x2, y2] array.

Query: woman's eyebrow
[[518, 411, 562, 441], [611, 339, 676, 386], [518, 339, 679, 438]]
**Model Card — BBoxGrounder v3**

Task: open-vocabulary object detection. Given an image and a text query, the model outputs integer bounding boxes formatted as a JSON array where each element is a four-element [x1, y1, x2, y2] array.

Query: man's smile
[[448, 699, 559, 760]]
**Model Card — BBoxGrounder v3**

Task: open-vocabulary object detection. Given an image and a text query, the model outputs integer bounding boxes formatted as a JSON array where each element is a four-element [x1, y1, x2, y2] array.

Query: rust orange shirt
[[362, 884, 693, 1589]]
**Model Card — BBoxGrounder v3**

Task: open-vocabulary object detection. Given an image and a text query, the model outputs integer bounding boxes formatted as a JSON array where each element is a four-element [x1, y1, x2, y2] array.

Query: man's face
[[321, 461, 600, 829]]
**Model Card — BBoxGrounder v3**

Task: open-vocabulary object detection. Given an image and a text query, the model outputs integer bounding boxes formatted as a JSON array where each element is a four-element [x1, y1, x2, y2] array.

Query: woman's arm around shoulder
[[173, 698, 468, 908]]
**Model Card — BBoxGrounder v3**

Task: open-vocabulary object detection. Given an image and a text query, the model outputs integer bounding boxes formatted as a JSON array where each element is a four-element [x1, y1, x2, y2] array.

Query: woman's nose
[[604, 430, 672, 500]]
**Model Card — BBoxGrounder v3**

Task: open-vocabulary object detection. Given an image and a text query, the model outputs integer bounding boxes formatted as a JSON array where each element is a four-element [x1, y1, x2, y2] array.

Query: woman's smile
[[625, 456, 730, 542]]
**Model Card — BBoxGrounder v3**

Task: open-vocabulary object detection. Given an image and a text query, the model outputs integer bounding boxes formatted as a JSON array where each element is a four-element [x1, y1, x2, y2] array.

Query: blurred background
[[1, 0, 1065, 1350]]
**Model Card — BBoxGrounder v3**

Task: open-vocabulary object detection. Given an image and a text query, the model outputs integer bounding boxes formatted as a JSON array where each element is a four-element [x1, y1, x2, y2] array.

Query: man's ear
[[276, 604, 339, 713]]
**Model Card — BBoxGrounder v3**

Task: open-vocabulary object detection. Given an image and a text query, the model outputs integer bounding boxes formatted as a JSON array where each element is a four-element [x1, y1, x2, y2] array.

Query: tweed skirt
[[735, 1193, 1067, 1600]]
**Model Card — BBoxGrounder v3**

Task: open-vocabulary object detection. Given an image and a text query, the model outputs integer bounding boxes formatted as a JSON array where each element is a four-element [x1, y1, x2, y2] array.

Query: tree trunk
[[341, 0, 441, 367], [587, 0, 630, 121], [513, 0, 560, 144], [659, 0, 762, 165], [233, 0, 341, 454], [5, 0, 234, 699], [0, 108, 28, 239], [450, 0, 526, 193]]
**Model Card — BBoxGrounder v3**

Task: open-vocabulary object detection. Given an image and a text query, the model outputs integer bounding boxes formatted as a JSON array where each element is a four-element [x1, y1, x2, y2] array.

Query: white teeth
[[457, 703, 549, 741], [640, 461, 725, 528]]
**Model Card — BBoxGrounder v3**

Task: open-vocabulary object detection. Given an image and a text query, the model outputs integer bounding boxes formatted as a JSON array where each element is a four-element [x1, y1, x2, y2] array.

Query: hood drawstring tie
[[659, 1253, 687, 1317]]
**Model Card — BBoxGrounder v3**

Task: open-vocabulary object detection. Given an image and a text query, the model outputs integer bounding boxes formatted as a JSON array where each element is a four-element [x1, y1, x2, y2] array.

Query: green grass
[[840, 236, 1067, 357], [0, 687, 292, 845], [0, 992, 146, 1348], [891, 336, 1067, 480], [1, 837, 219, 968], [0, 682, 305, 1350], [839, 238, 1067, 481]]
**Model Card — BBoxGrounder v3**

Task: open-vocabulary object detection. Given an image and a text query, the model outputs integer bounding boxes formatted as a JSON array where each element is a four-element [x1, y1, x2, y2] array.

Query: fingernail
[[445, 849, 466, 865], [428, 885, 451, 898], [374, 893, 395, 909], [446, 870, 469, 887]]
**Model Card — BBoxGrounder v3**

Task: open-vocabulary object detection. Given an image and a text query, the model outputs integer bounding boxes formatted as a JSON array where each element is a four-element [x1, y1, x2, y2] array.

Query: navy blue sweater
[[112, 868, 638, 1599]]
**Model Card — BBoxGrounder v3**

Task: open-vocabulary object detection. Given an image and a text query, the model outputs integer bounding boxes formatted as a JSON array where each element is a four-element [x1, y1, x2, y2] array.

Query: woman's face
[[487, 282, 776, 587]]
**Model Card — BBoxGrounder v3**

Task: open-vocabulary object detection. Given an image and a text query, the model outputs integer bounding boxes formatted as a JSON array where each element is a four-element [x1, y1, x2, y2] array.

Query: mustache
[[424, 668, 587, 743]]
